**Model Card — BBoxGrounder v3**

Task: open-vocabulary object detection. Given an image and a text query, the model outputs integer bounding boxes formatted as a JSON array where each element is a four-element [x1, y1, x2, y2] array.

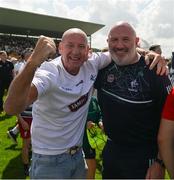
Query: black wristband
[[154, 158, 165, 168]]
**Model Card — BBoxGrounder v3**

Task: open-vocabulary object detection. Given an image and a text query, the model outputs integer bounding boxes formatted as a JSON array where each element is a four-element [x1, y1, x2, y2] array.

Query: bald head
[[108, 21, 136, 38], [107, 21, 139, 66], [62, 28, 88, 44], [58, 28, 89, 75]]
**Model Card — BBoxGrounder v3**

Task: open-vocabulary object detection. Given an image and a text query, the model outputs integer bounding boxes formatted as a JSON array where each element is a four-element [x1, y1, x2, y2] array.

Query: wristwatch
[[154, 158, 165, 168]]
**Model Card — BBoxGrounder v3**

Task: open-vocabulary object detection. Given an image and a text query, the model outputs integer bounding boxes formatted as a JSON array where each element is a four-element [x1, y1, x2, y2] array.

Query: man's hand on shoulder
[[136, 47, 168, 76], [145, 51, 169, 76]]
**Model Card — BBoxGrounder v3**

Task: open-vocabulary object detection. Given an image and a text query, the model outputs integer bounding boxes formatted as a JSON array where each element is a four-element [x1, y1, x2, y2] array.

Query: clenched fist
[[29, 35, 56, 66]]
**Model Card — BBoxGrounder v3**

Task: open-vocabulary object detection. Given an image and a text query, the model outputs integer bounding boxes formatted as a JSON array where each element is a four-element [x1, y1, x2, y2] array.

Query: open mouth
[[70, 57, 80, 62]]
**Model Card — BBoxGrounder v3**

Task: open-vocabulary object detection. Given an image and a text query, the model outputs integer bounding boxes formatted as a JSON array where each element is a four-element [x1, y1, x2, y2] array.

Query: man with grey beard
[[95, 22, 172, 179]]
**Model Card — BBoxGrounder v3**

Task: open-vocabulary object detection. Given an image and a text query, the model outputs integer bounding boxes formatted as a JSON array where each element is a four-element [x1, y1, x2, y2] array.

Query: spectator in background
[[83, 96, 103, 179], [18, 104, 33, 176], [0, 50, 14, 113], [16, 48, 33, 176], [7, 48, 33, 176], [149, 44, 162, 55], [7, 48, 34, 144], [170, 52, 174, 75], [0, 35, 35, 56], [14, 56, 25, 76], [9, 56, 18, 65]]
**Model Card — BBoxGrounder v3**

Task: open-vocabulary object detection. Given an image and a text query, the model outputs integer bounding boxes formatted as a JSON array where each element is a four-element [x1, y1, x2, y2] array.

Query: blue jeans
[[30, 149, 86, 179]]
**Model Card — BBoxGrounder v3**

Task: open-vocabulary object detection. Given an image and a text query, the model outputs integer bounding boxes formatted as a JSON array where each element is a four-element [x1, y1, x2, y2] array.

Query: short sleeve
[[162, 88, 174, 120], [89, 52, 111, 70], [32, 61, 58, 97]]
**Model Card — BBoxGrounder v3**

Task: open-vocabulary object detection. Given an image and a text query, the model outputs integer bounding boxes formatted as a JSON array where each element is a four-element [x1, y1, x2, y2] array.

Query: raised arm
[[4, 36, 56, 115]]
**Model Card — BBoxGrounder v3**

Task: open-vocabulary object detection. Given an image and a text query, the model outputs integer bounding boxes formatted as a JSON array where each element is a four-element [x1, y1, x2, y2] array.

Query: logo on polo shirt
[[107, 74, 115, 83], [68, 93, 88, 112], [128, 79, 138, 92], [90, 74, 96, 81]]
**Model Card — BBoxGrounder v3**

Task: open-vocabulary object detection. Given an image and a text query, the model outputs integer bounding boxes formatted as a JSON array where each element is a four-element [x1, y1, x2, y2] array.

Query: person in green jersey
[[83, 96, 104, 179]]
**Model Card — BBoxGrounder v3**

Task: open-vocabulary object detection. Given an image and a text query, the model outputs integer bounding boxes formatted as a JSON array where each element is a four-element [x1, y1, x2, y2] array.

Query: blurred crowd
[[0, 34, 60, 62], [0, 35, 36, 59]]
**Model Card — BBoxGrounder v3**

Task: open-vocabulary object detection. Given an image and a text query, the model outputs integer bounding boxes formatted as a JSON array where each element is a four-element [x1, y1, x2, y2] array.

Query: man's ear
[[85, 45, 90, 61], [107, 38, 109, 43], [136, 37, 140, 46], [58, 42, 63, 55]]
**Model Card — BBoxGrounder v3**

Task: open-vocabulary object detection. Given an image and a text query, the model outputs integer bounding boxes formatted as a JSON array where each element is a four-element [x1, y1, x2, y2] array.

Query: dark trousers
[[102, 139, 158, 179]]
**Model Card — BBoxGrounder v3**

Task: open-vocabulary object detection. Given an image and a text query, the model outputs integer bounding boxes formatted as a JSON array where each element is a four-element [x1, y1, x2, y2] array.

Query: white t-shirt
[[31, 52, 111, 155], [14, 61, 25, 75]]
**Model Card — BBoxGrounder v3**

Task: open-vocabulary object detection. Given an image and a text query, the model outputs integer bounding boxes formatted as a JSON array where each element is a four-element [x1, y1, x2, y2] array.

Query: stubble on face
[[59, 28, 89, 75], [108, 22, 139, 66]]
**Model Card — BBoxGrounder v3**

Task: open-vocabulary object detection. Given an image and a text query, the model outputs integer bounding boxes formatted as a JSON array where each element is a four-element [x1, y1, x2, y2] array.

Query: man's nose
[[72, 46, 80, 54], [115, 40, 124, 48]]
